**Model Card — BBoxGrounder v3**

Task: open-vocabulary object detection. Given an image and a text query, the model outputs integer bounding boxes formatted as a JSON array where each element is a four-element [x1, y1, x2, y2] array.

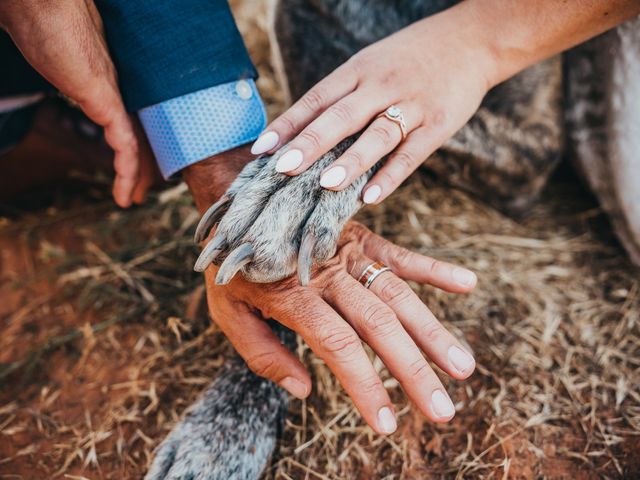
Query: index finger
[[250, 62, 358, 155], [261, 290, 398, 435]]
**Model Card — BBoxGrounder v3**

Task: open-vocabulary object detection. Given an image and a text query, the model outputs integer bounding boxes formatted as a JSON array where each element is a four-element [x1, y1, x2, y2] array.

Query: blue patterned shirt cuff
[[138, 79, 266, 179]]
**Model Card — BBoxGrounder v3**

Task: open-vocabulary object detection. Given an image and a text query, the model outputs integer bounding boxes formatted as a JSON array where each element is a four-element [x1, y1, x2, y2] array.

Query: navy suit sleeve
[[95, 0, 258, 112]]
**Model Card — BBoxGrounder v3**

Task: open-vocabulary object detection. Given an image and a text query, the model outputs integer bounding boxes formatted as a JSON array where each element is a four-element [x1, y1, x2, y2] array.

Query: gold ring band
[[377, 105, 408, 141], [357, 262, 392, 289]]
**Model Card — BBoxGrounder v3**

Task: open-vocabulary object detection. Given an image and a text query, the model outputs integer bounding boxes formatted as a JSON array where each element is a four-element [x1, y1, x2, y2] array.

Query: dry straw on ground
[[1, 1, 639, 478]]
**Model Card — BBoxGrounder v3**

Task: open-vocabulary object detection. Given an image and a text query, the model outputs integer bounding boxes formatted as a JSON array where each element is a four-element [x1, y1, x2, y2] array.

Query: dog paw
[[193, 137, 376, 285], [145, 358, 288, 480]]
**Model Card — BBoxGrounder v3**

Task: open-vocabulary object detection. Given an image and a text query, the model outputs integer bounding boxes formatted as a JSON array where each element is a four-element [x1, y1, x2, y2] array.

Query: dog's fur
[[565, 15, 640, 265], [146, 2, 640, 479]]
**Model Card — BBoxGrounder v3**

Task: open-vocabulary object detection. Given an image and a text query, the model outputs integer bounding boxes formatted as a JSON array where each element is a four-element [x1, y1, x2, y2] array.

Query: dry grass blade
[[1, 1, 639, 479]]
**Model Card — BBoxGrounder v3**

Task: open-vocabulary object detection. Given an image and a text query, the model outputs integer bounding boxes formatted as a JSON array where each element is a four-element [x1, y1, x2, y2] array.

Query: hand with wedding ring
[[249, 4, 498, 204], [202, 220, 477, 434]]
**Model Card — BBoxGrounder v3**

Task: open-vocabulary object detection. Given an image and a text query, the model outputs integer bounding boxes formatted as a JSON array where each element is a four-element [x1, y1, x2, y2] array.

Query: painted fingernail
[[320, 166, 346, 188], [363, 185, 381, 204], [431, 390, 455, 419], [452, 267, 476, 287], [447, 345, 475, 375], [279, 377, 309, 399], [251, 131, 279, 155], [275, 149, 303, 173], [377, 406, 397, 434]]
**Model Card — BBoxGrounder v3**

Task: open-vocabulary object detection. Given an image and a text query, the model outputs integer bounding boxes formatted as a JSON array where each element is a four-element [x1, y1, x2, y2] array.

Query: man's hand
[[0, 0, 156, 207], [184, 146, 477, 435]]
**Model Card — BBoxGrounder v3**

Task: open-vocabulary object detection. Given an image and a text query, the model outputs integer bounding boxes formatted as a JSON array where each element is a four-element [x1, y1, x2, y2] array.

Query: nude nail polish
[[363, 185, 381, 204], [447, 345, 475, 374], [275, 149, 303, 172], [431, 390, 455, 418], [251, 131, 279, 155], [320, 166, 346, 188], [377, 406, 397, 434], [452, 267, 476, 287]]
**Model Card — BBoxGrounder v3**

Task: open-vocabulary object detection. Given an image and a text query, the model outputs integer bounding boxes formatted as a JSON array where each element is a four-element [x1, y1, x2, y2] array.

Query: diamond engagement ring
[[377, 105, 408, 141]]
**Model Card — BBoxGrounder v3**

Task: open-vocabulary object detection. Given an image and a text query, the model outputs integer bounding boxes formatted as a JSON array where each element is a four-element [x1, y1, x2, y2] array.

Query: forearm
[[183, 144, 252, 214], [448, 0, 640, 87]]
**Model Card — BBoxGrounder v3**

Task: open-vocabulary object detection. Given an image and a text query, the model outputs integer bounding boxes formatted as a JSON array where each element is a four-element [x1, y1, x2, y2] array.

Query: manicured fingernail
[[431, 390, 455, 418], [452, 267, 476, 287], [251, 131, 279, 155], [363, 185, 381, 204], [377, 406, 397, 434], [447, 345, 475, 374], [279, 377, 309, 399], [320, 166, 346, 188], [275, 149, 303, 173]]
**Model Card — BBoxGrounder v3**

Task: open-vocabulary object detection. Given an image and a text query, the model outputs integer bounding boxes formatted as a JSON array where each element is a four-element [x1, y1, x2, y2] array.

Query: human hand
[[249, 3, 497, 205], [0, 0, 156, 207], [185, 146, 477, 434], [185, 143, 478, 434], [202, 220, 477, 434]]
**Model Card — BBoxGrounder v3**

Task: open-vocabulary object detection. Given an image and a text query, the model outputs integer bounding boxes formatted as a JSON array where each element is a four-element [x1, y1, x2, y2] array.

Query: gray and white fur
[[146, 2, 640, 479]]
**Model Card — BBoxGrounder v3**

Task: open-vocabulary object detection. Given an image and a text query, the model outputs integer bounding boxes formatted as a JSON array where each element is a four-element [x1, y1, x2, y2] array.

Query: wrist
[[183, 144, 252, 213], [409, 2, 503, 92], [461, 0, 538, 88]]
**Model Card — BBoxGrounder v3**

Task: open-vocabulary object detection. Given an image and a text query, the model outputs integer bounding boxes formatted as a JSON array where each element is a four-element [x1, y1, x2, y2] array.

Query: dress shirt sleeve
[[138, 79, 266, 179]]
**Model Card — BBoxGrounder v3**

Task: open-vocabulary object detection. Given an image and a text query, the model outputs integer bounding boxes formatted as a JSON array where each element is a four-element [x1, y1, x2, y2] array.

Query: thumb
[[76, 82, 141, 208], [210, 293, 311, 399], [130, 116, 161, 205]]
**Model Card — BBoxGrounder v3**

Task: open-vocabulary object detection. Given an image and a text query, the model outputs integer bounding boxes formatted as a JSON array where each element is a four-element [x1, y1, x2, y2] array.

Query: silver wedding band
[[357, 262, 392, 289]]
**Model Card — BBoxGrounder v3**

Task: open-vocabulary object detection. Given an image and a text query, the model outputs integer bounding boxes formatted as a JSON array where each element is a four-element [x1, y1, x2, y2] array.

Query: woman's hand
[[252, 0, 640, 205], [249, 4, 497, 205], [0, 0, 156, 207], [203, 221, 477, 435]]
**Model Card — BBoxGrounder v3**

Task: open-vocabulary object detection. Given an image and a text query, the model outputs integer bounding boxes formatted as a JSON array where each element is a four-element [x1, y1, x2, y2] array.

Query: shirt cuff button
[[235, 80, 253, 100]]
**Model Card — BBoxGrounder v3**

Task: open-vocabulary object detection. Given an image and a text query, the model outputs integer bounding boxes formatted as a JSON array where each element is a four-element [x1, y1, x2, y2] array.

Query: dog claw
[[194, 194, 231, 243], [194, 235, 226, 272], [297, 233, 316, 286], [192, 137, 367, 284], [215, 243, 254, 285]]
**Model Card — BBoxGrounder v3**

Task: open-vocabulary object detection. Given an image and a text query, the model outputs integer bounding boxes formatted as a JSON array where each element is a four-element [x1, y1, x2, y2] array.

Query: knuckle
[[318, 328, 361, 358], [376, 168, 397, 188], [298, 129, 323, 151], [391, 247, 413, 271], [357, 375, 384, 396], [379, 71, 399, 87], [428, 108, 447, 130], [377, 277, 412, 306], [407, 357, 432, 381], [349, 50, 371, 74], [361, 303, 398, 337], [258, 291, 299, 321], [246, 351, 279, 379], [393, 151, 417, 173], [428, 259, 443, 277], [301, 87, 326, 113], [369, 124, 394, 146], [327, 102, 354, 124], [421, 317, 444, 343], [344, 149, 367, 171], [274, 115, 297, 135]]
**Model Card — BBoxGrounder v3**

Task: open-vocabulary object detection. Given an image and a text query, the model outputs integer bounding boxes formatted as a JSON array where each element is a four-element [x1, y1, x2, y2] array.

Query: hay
[[1, 1, 639, 478]]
